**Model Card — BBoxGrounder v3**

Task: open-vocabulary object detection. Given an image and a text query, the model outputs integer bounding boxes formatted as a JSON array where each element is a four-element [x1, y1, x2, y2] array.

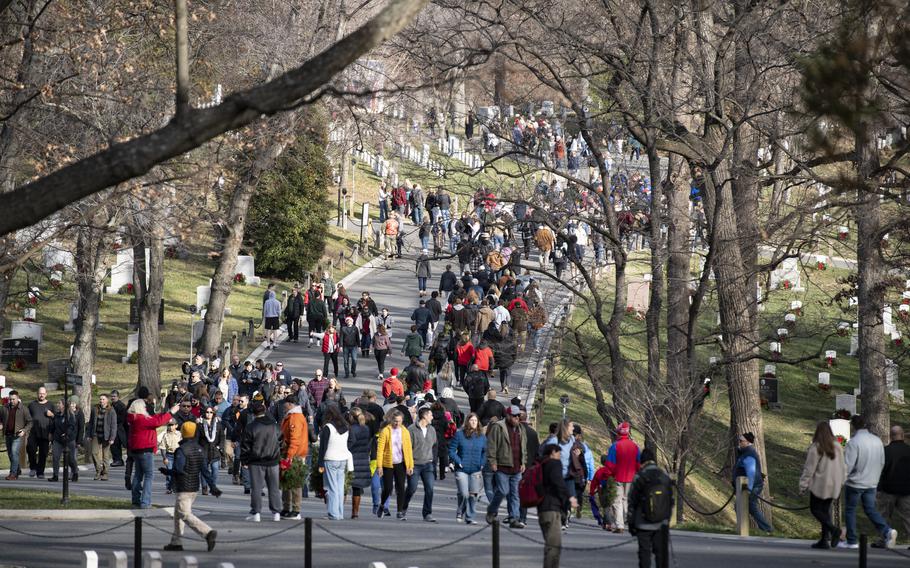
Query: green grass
[[0, 487, 132, 509], [540, 255, 910, 540]]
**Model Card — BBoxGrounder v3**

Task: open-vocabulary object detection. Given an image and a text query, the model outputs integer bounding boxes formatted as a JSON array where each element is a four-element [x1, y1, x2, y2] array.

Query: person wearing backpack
[[537, 443, 576, 568], [627, 448, 673, 568]]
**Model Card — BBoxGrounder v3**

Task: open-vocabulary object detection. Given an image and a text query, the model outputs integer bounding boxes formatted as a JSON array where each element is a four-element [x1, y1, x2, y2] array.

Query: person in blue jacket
[[733, 432, 773, 533], [449, 412, 487, 524]]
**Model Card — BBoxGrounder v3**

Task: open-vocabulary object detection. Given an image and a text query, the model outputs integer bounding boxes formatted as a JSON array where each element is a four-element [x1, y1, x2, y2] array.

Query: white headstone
[[770, 258, 801, 289], [626, 280, 650, 311], [11, 321, 43, 344], [196, 285, 210, 311], [764, 364, 776, 376], [108, 551, 128, 568], [81, 551, 99, 568], [829, 417, 852, 441], [790, 300, 802, 311], [108, 250, 134, 293], [770, 341, 781, 354], [883, 305, 894, 336], [236, 255, 260, 286], [192, 319, 205, 343], [777, 328, 788, 339], [44, 245, 75, 270], [818, 372, 830, 385], [142, 551, 162, 568], [122, 333, 139, 363], [785, 313, 796, 324], [849, 296, 858, 307], [825, 350, 837, 360], [849, 334, 859, 356], [23, 308, 36, 321]]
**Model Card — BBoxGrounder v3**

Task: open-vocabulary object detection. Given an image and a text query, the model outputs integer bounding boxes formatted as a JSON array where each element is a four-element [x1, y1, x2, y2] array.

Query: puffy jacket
[[240, 414, 281, 467], [280, 406, 309, 459], [376, 425, 414, 470], [449, 430, 487, 474], [347, 423, 372, 489], [50, 410, 84, 444], [607, 433, 641, 483], [321, 332, 341, 354], [172, 438, 205, 493], [127, 412, 173, 453]]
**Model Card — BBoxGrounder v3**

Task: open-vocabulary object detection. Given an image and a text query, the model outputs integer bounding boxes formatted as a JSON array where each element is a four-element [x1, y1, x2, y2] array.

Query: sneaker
[[424, 515, 437, 523], [36, 473, 44, 479], [244, 488, 251, 495], [48, 476, 59, 482], [272, 513, 282, 522], [288, 513, 301, 520], [456, 515, 464, 523], [28, 470, 36, 478], [280, 510, 291, 518], [377, 508, 384, 518], [466, 519, 476, 525], [383, 508, 391, 517], [886, 528, 898, 548], [163, 544, 183, 551], [111, 461, 125, 467], [245, 513, 261, 522], [397, 512, 407, 520], [206, 530, 217, 552], [210, 487, 223, 498], [509, 521, 526, 529], [486, 512, 497, 524], [836, 542, 858, 549], [810, 541, 830, 549], [232, 475, 240, 485]]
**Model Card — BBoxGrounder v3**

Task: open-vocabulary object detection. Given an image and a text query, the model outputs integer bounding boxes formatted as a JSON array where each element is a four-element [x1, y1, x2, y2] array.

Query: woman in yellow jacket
[[375, 409, 414, 519]]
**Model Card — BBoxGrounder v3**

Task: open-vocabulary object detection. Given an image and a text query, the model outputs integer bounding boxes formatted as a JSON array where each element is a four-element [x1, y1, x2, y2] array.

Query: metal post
[[859, 534, 867, 568], [492, 520, 500, 568], [133, 517, 142, 568], [304, 517, 312, 568], [735, 476, 749, 537]]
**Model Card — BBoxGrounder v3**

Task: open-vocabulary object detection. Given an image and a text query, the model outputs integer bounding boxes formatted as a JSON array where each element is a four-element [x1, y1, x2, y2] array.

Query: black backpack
[[639, 467, 673, 523]]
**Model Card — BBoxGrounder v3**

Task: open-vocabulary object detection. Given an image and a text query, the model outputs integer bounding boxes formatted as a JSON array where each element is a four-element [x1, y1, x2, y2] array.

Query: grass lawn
[[539, 253, 910, 540], [0, 487, 132, 509]]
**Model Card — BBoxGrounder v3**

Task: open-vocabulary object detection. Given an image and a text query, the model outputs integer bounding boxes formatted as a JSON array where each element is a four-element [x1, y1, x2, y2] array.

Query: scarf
[[203, 417, 219, 443]]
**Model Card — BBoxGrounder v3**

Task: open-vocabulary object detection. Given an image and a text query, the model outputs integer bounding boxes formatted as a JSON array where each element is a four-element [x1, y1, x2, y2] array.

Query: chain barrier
[[0, 519, 133, 539], [681, 491, 735, 516], [502, 524, 635, 551], [314, 519, 489, 552], [754, 494, 810, 511], [884, 546, 910, 560], [145, 518, 306, 544]]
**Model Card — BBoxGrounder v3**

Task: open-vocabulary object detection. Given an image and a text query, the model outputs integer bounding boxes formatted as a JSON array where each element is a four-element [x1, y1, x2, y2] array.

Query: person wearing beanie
[[628, 448, 673, 568], [382, 369, 405, 401], [733, 431, 773, 534], [163, 419, 218, 553], [606, 421, 641, 533]]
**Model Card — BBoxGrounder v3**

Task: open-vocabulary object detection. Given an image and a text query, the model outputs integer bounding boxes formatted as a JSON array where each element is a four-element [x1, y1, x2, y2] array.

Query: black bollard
[[133, 517, 142, 568], [305, 517, 312, 568], [492, 520, 500, 568], [859, 534, 867, 568]]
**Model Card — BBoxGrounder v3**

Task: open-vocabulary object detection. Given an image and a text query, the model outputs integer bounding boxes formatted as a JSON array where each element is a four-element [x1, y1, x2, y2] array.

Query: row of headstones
[[81, 549, 233, 568], [109, 250, 261, 294], [436, 136, 484, 171]]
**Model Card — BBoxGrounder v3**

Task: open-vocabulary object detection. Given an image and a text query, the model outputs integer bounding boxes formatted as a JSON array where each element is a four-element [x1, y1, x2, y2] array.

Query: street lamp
[[188, 304, 197, 359]]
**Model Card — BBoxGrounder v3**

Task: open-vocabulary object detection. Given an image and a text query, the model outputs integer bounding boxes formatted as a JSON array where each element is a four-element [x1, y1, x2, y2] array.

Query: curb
[[0, 507, 174, 521]]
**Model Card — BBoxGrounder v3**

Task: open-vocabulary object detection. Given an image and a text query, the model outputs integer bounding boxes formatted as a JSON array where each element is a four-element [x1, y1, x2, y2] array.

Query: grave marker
[[835, 394, 856, 417], [759, 377, 780, 408], [1, 338, 38, 364], [770, 258, 801, 290]]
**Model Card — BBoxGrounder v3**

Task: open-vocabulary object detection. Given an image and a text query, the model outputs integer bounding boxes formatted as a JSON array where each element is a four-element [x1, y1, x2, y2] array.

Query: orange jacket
[[281, 407, 309, 459], [382, 376, 405, 399]]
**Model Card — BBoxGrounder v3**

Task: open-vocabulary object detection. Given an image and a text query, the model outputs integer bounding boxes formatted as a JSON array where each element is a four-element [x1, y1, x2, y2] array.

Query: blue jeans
[[164, 452, 175, 490], [379, 200, 388, 222], [370, 470, 390, 513], [131, 452, 155, 508], [406, 462, 435, 517], [412, 206, 424, 225], [455, 470, 483, 521], [343, 346, 358, 377], [5, 435, 21, 476], [748, 483, 773, 532], [418, 277, 428, 292], [420, 236, 430, 250], [201, 458, 219, 490], [323, 460, 347, 520], [487, 470, 521, 521], [845, 485, 891, 544], [482, 464, 496, 502]]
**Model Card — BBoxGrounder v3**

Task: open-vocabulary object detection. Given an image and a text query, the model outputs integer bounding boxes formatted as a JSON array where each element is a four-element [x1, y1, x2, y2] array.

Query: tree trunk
[[71, 225, 114, 410], [643, 146, 665, 450], [855, 126, 888, 441], [493, 55, 506, 109], [0, 272, 12, 337], [199, 116, 298, 357], [134, 229, 165, 397]]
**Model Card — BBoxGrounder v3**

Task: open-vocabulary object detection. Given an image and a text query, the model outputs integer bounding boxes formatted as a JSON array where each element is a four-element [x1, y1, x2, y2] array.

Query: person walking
[[128, 397, 179, 509], [798, 421, 847, 549], [406, 407, 438, 522], [284, 287, 304, 343], [372, 325, 392, 374], [48, 398, 83, 483], [384, 213, 400, 259], [376, 410, 414, 519], [317, 404, 352, 520], [87, 393, 117, 481], [628, 448, 673, 568], [449, 413, 487, 524], [841, 415, 897, 548], [733, 432, 773, 534], [402, 324, 425, 360], [26, 387, 53, 479], [1, 391, 32, 479], [454, 332, 475, 385], [159, 419, 182, 494], [416, 249, 432, 297], [608, 421, 641, 533], [314, 325, 341, 378], [197, 406, 225, 496], [486, 405, 527, 528], [340, 316, 361, 379], [241, 394, 282, 522], [306, 287, 329, 348], [877, 425, 910, 543], [110, 390, 128, 467], [346, 407, 372, 519], [537, 443, 576, 568], [162, 421, 218, 552], [263, 290, 282, 350]]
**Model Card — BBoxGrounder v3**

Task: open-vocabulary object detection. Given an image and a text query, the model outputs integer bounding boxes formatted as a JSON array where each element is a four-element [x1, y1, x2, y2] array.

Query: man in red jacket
[[128, 396, 179, 509], [606, 421, 640, 533]]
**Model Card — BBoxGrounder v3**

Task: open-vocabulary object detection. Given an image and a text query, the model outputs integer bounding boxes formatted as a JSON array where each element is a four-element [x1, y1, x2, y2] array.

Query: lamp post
[[188, 304, 197, 359]]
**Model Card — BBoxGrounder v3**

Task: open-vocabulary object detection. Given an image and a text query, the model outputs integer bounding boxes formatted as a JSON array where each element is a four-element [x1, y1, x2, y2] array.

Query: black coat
[[285, 294, 304, 319], [347, 424, 372, 489], [539, 457, 569, 513], [240, 414, 281, 466], [439, 270, 458, 292], [196, 418, 225, 463]]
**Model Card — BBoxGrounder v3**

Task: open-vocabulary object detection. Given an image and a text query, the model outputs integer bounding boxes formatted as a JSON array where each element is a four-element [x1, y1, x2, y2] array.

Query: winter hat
[[506, 405, 521, 416], [180, 421, 197, 439], [390, 368, 399, 377], [441, 387, 454, 399], [618, 421, 631, 436]]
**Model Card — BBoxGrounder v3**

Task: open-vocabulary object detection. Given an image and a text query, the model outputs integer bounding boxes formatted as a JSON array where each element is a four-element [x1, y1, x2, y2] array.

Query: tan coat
[[534, 226, 555, 252], [799, 442, 847, 499], [476, 306, 495, 333]]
